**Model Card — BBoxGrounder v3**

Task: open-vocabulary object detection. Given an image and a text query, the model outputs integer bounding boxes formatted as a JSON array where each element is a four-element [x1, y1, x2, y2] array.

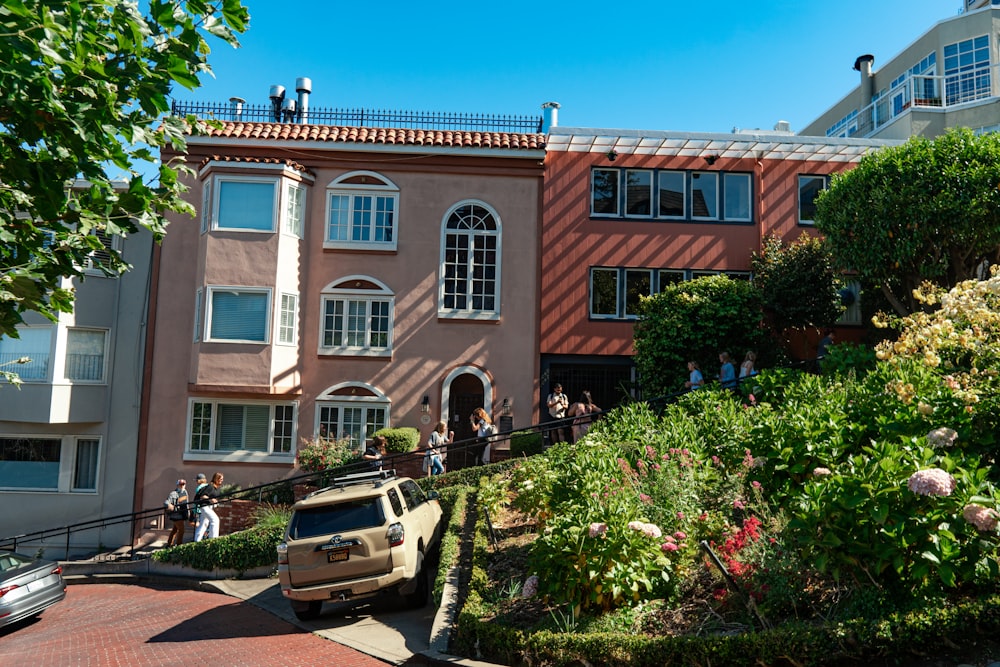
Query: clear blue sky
[[170, 0, 956, 135]]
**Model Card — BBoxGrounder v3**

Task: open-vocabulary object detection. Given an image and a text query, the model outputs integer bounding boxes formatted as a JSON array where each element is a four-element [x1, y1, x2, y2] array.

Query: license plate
[[327, 548, 349, 562]]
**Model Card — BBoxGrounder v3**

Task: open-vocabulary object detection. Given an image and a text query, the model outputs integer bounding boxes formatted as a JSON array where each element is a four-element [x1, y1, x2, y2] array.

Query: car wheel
[[403, 552, 429, 609], [292, 600, 322, 621]]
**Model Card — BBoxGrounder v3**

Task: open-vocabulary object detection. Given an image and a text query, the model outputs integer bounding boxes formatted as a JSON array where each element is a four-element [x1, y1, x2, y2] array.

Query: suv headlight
[[387, 522, 404, 547], [277, 542, 288, 565]]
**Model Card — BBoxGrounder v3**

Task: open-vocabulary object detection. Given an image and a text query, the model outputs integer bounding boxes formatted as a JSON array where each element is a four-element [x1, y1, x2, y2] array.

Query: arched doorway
[[441, 366, 492, 470]]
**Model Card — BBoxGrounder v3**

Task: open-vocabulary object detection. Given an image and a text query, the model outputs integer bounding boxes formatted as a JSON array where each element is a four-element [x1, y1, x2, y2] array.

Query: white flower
[[907, 468, 957, 497]]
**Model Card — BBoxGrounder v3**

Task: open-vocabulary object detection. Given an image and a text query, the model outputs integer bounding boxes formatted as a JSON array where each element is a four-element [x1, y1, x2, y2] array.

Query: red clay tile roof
[[199, 155, 312, 174], [202, 121, 546, 150]]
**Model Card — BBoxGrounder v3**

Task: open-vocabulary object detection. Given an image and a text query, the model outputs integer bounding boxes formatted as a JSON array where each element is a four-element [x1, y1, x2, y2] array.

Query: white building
[[801, 2, 1000, 139]]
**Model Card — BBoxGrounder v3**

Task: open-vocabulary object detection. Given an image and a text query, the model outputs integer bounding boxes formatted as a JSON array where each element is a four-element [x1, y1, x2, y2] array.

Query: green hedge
[[376, 426, 420, 453], [152, 521, 284, 575], [510, 430, 545, 458]]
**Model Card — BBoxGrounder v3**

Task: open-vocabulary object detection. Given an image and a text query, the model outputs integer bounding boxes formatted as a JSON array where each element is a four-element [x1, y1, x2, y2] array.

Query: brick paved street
[[0, 583, 389, 667]]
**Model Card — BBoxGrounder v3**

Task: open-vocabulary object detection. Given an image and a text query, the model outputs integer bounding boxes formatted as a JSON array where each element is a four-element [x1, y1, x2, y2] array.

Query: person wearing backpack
[[194, 472, 224, 542], [189, 472, 207, 530], [164, 479, 190, 547], [470, 407, 495, 466]]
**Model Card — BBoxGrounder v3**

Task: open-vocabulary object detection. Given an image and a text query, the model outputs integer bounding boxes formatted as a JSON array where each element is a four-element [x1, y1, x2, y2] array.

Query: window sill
[[437, 311, 501, 322], [317, 348, 392, 358], [323, 242, 398, 253], [184, 451, 295, 464]]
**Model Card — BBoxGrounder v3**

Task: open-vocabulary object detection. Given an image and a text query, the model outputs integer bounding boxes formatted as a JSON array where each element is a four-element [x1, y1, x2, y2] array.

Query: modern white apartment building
[[801, 1, 1000, 139]]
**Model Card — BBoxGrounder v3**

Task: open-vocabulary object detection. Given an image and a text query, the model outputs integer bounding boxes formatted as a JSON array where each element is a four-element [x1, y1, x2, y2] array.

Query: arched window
[[319, 276, 394, 357], [439, 201, 501, 319], [325, 171, 399, 251], [314, 382, 390, 449]]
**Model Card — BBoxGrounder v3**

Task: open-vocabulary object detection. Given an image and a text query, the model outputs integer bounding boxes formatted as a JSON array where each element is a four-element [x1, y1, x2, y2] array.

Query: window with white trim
[[0, 436, 99, 492], [278, 292, 298, 345], [65, 328, 107, 382], [213, 177, 279, 232], [324, 171, 398, 251], [188, 400, 296, 455], [194, 288, 203, 342], [319, 277, 393, 356], [944, 35, 990, 105], [440, 201, 501, 318], [206, 287, 271, 343], [798, 175, 830, 225], [315, 384, 389, 450], [0, 326, 52, 381], [82, 229, 121, 275], [592, 168, 753, 223], [201, 181, 211, 234], [285, 183, 305, 237]]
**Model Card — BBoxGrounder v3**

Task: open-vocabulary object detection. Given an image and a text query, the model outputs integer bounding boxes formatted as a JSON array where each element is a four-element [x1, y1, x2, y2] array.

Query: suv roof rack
[[305, 469, 396, 499]]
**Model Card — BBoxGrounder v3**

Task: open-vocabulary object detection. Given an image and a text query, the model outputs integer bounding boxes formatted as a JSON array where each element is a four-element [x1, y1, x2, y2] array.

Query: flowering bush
[[908, 468, 957, 497], [963, 503, 999, 532], [295, 436, 358, 473]]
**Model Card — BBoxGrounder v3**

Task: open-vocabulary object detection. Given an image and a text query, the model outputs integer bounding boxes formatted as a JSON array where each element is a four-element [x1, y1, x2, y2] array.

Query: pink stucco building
[[137, 101, 545, 509]]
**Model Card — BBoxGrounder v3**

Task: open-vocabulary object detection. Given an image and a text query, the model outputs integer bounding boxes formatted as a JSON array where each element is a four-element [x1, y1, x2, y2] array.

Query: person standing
[[719, 352, 737, 390], [740, 351, 757, 379], [194, 472, 224, 542], [164, 479, 189, 548], [424, 422, 450, 476], [684, 361, 704, 390], [363, 436, 387, 471], [189, 473, 207, 530], [817, 329, 835, 371], [470, 407, 494, 465], [567, 391, 599, 442], [546, 383, 570, 446]]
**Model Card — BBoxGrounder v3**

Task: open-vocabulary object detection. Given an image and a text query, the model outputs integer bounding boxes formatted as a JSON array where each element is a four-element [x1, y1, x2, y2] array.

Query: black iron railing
[[170, 101, 544, 133]]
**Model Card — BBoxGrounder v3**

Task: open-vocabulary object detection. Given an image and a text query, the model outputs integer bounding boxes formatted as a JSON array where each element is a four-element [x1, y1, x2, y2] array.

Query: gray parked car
[[0, 550, 67, 628]]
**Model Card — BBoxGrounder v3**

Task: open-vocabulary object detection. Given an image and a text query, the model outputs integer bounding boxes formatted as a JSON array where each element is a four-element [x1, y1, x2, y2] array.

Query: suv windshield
[[289, 498, 386, 539]]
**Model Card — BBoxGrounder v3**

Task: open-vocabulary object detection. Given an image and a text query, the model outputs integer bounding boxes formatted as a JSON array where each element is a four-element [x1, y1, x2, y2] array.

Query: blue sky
[[170, 0, 955, 135]]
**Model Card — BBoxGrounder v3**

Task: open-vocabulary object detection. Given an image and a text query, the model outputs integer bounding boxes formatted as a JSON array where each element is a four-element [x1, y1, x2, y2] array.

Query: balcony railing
[[170, 101, 544, 133], [851, 64, 996, 137], [0, 352, 49, 380]]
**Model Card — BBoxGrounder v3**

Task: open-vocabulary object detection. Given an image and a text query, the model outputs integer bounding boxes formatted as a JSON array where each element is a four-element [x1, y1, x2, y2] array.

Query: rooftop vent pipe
[[269, 85, 286, 123], [541, 101, 560, 133], [296, 77, 312, 124], [229, 96, 246, 121], [281, 98, 297, 123], [853, 55, 875, 110]]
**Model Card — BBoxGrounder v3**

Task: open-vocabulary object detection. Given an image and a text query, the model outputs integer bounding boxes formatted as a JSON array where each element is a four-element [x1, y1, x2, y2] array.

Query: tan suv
[[277, 470, 443, 620]]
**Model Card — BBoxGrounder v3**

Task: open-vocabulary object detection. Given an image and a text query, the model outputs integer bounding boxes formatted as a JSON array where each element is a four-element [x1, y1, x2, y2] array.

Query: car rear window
[[289, 498, 386, 539]]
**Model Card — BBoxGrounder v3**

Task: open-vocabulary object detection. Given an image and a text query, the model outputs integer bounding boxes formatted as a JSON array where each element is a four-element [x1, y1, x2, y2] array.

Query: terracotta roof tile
[[203, 121, 546, 150], [199, 154, 312, 175]]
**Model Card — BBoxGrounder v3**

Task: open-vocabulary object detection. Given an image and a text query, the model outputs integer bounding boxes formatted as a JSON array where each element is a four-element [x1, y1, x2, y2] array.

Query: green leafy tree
[[0, 0, 249, 339], [815, 128, 1000, 316], [633, 274, 764, 397], [750, 233, 843, 334]]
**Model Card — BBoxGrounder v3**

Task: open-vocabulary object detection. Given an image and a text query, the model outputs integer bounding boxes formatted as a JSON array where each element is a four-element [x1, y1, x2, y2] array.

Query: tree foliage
[[633, 274, 764, 398], [750, 232, 844, 332], [815, 128, 1000, 316], [0, 0, 249, 338]]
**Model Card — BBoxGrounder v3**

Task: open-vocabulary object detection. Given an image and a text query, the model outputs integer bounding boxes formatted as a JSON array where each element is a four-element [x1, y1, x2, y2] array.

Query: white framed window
[[64, 328, 107, 383], [319, 277, 393, 356], [0, 326, 52, 381], [590, 268, 656, 319], [315, 383, 390, 450], [206, 287, 271, 343], [590, 268, 619, 319], [324, 171, 398, 251], [798, 175, 830, 225], [691, 172, 718, 219], [837, 280, 863, 327], [439, 201, 501, 319], [284, 182, 305, 238], [591, 168, 620, 216], [201, 180, 211, 234], [187, 399, 297, 458], [0, 436, 99, 492], [277, 292, 298, 345], [213, 176, 279, 232], [82, 229, 121, 275]]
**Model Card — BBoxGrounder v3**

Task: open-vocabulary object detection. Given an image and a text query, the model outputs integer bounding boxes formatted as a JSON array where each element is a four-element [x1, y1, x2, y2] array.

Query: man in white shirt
[[546, 383, 570, 446]]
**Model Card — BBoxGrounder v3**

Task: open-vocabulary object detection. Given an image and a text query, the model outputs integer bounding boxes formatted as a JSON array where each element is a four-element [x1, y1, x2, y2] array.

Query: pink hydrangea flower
[[639, 493, 652, 504], [628, 521, 662, 538], [812, 467, 832, 476], [751, 480, 761, 489], [522, 575, 539, 598], [661, 542, 679, 552], [963, 504, 999, 532], [733, 499, 745, 510], [907, 468, 957, 497], [589, 522, 608, 538], [673, 531, 687, 540]]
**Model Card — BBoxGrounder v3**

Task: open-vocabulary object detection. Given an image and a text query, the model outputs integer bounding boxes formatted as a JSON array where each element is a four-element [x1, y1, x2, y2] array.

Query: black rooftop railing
[[170, 100, 545, 133]]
